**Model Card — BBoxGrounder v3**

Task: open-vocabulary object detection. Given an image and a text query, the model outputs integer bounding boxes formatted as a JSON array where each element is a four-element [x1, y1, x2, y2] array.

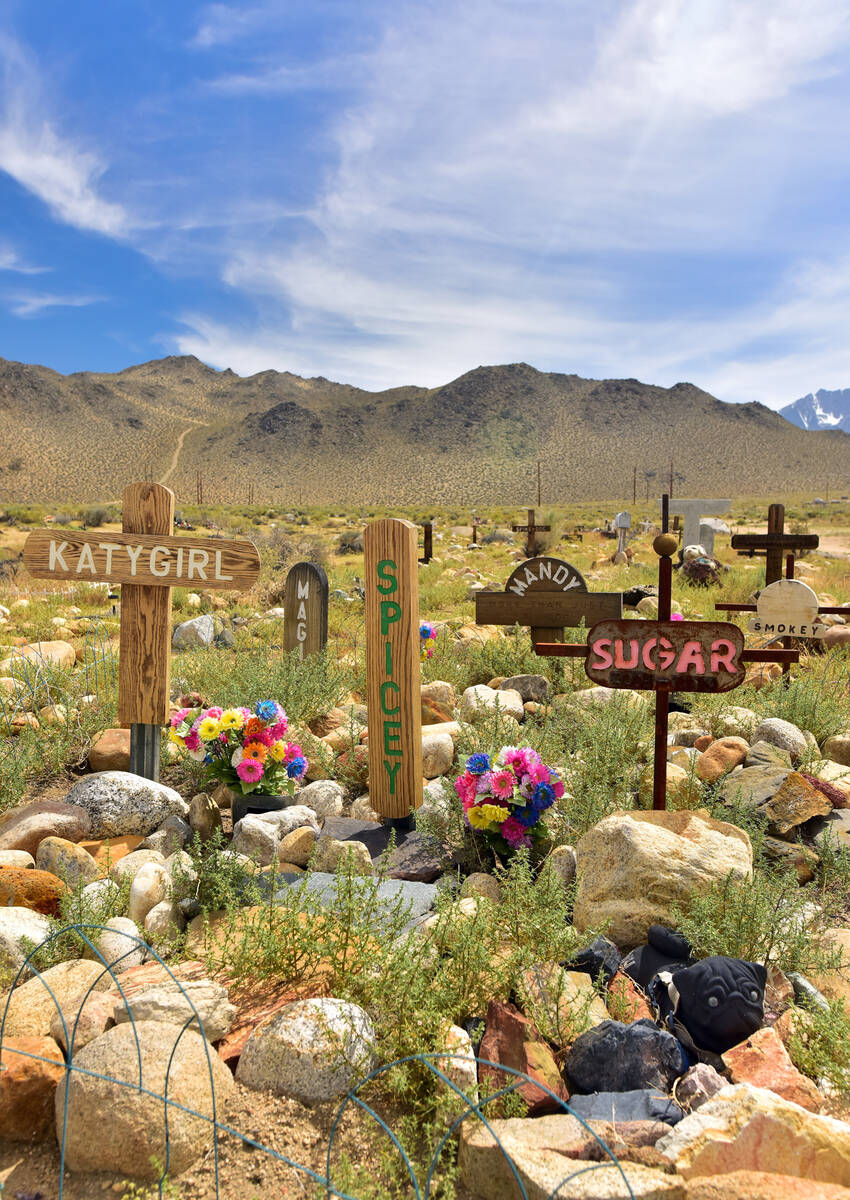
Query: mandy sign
[[23, 530, 259, 589], [585, 619, 745, 692], [364, 518, 423, 820]]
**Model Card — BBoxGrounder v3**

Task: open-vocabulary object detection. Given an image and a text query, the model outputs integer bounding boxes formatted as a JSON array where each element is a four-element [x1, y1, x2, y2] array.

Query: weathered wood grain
[[283, 562, 329, 659], [365, 518, 423, 820], [475, 591, 622, 627]]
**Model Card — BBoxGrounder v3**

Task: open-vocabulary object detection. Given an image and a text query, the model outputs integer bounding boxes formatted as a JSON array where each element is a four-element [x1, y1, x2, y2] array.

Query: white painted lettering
[[149, 546, 171, 577], [126, 545, 144, 576], [214, 550, 232, 581], [297, 579, 310, 599], [49, 541, 69, 571], [176, 547, 184, 577], [297, 620, 307, 641], [99, 543, 122, 574], [296, 600, 307, 620], [187, 548, 209, 580], [76, 543, 97, 575]]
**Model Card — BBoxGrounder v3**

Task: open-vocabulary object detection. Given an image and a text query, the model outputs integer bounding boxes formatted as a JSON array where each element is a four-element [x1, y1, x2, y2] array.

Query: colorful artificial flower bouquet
[[454, 746, 564, 856], [420, 621, 437, 662], [169, 700, 308, 795]]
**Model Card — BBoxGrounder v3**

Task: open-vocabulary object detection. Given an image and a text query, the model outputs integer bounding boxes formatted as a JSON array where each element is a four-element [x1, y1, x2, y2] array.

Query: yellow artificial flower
[[219, 709, 243, 730], [268, 740, 288, 763], [197, 717, 221, 741], [466, 806, 491, 829], [477, 803, 508, 824], [168, 730, 182, 744]]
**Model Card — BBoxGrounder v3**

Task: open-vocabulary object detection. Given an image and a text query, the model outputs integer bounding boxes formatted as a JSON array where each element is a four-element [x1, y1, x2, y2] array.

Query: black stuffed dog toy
[[621, 925, 767, 1059]]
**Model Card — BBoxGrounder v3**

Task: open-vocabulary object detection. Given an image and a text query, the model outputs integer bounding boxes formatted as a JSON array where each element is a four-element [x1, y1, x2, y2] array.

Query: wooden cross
[[534, 496, 798, 810], [471, 513, 481, 545], [730, 503, 819, 586], [23, 482, 260, 781], [512, 508, 550, 558], [419, 520, 435, 565], [475, 556, 622, 649]]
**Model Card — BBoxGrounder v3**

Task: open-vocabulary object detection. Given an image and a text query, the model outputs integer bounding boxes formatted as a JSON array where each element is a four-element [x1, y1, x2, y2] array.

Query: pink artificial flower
[[552, 779, 565, 799], [461, 794, 476, 812], [205, 706, 223, 719], [671, 613, 684, 622], [239, 707, 253, 722], [236, 758, 264, 783], [501, 817, 531, 848], [490, 770, 515, 800], [528, 763, 550, 784], [475, 772, 493, 794], [184, 732, 201, 752], [248, 728, 273, 747], [455, 773, 478, 804], [268, 719, 288, 740], [170, 708, 190, 728], [285, 742, 303, 762]]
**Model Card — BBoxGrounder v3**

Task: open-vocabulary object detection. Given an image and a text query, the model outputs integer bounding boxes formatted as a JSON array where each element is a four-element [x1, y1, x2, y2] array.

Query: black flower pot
[[231, 792, 288, 828]]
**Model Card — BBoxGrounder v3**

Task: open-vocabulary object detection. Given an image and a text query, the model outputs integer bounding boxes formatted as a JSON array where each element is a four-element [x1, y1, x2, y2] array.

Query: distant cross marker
[[512, 508, 550, 557], [730, 503, 819, 586], [665, 498, 731, 554]]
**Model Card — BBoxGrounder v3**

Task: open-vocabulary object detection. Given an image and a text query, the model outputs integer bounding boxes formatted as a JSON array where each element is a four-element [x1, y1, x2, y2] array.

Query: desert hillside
[[3, 356, 849, 503]]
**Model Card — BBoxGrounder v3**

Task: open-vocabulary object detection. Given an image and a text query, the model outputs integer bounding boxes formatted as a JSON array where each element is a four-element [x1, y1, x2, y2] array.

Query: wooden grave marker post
[[665, 498, 731, 555], [729, 503, 819, 587], [364, 518, 423, 827], [283, 562, 329, 660], [534, 496, 798, 810], [475, 556, 623, 649], [23, 481, 261, 781], [512, 508, 550, 558], [419, 520, 435, 565], [471, 513, 481, 545]]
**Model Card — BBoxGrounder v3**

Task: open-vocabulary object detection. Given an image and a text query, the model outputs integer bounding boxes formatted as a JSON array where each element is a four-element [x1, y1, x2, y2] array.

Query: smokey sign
[[748, 578, 829, 639]]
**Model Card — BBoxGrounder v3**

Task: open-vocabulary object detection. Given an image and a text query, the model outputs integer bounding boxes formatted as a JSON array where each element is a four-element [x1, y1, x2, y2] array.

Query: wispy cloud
[[6, 291, 103, 318], [0, 34, 130, 237], [0, 239, 46, 274]]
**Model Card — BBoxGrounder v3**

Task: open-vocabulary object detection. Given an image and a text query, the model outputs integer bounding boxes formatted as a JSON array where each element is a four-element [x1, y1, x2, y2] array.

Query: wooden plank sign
[[585, 619, 745, 692], [747, 578, 829, 639], [23, 482, 261, 779], [475, 556, 622, 647], [23, 529, 260, 588], [283, 562, 329, 659], [364, 518, 423, 821]]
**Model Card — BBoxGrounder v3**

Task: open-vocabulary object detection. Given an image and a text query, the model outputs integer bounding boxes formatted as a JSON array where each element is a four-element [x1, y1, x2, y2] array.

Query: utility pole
[[537, 460, 542, 508], [633, 465, 637, 505]]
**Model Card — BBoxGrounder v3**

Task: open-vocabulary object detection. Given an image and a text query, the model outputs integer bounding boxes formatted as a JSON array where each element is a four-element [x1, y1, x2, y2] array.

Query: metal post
[[130, 723, 161, 782], [653, 495, 673, 811]]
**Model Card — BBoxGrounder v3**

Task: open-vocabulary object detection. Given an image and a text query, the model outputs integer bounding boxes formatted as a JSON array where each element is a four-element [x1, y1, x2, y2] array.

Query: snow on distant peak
[[779, 387, 850, 433]]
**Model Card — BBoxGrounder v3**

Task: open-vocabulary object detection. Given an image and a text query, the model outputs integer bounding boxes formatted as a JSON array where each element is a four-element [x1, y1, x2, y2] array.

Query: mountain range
[[780, 388, 850, 434], [2, 355, 849, 505]]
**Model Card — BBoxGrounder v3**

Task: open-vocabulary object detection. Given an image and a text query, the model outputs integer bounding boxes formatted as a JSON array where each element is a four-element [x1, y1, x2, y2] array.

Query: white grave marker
[[748, 578, 830, 639], [664, 498, 731, 556]]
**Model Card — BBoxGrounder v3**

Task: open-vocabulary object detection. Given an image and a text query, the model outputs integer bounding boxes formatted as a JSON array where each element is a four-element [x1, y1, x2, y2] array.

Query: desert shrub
[[79, 505, 114, 527], [787, 998, 850, 1091], [337, 530, 364, 554]]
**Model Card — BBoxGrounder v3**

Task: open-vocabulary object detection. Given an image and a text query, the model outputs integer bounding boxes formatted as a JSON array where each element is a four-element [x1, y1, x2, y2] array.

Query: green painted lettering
[[377, 558, 398, 594], [384, 758, 402, 794], [381, 600, 401, 634], [383, 719, 402, 755], [385, 641, 392, 675], [380, 680, 400, 715]]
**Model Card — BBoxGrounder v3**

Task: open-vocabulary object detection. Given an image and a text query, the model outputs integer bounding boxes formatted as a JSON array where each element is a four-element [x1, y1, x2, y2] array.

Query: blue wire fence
[[0, 924, 635, 1200]]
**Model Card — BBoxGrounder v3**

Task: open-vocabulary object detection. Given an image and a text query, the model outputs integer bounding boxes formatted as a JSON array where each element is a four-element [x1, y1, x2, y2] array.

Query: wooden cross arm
[[716, 602, 850, 615], [534, 642, 799, 664], [476, 591, 622, 626], [730, 533, 819, 550]]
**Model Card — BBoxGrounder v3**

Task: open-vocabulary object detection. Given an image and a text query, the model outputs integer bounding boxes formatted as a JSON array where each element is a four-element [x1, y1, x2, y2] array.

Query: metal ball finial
[[653, 532, 678, 558]]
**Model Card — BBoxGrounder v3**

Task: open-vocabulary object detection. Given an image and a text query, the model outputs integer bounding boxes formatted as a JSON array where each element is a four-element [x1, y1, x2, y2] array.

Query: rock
[[187, 792, 221, 842], [433, 1023, 478, 1102], [0, 638, 76, 673], [752, 718, 808, 761], [0, 959, 112, 1037], [565, 1019, 687, 1094], [420, 680, 457, 712], [236, 997, 376, 1102], [746, 741, 793, 769], [500, 674, 550, 703], [478, 999, 570, 1115], [573, 686, 646, 710], [574, 810, 752, 949], [761, 837, 820, 883], [422, 695, 455, 724], [517, 963, 610, 1045], [55, 1020, 235, 1178], [252, 805, 321, 839], [0, 867, 67, 916], [35, 836, 100, 888], [460, 873, 502, 903], [142, 813, 192, 857], [607, 973, 654, 1023], [808, 927, 850, 1004], [722, 1026, 822, 1111], [719, 765, 791, 809], [696, 738, 749, 783], [656, 1082, 850, 1184], [682, 1171, 850, 1200], [278, 826, 317, 867], [763, 772, 832, 835], [568, 1089, 684, 1125], [295, 779, 346, 819], [681, 731, 712, 749], [801, 771, 850, 808], [541, 844, 577, 892], [823, 735, 850, 768], [308, 706, 352, 737], [676, 1063, 726, 1112], [312, 837, 373, 875], [459, 684, 524, 722], [638, 762, 701, 809], [231, 814, 280, 866], [0, 799, 91, 855], [810, 810, 850, 852], [823, 627, 850, 650], [50, 990, 116, 1051], [0, 850, 34, 869], [171, 613, 215, 650], [8, 711, 39, 734], [88, 728, 131, 772], [459, 1115, 682, 1200], [0, 1035, 65, 1141], [109, 847, 166, 883], [144, 900, 185, 939], [38, 702, 67, 726], [92, 917, 145, 974], [565, 936, 622, 986], [422, 731, 454, 778], [64, 772, 187, 838], [0, 906, 51, 974], [128, 862, 169, 926], [714, 707, 758, 739], [81, 833, 145, 871], [350, 793, 380, 821], [114, 979, 236, 1042]]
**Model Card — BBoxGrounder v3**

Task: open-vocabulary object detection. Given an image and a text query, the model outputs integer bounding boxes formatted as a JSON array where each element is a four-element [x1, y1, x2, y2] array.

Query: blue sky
[[1, 0, 850, 407]]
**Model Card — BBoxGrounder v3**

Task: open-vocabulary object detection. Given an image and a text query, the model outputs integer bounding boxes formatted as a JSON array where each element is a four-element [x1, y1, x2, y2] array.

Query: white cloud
[[6, 291, 103, 318], [0, 34, 130, 237], [0, 240, 46, 274]]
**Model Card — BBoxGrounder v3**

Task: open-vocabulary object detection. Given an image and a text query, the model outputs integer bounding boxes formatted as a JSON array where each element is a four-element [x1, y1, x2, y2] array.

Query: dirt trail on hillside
[[159, 422, 203, 487]]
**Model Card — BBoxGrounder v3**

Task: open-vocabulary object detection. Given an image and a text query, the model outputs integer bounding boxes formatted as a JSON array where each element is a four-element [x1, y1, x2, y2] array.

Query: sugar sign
[[586, 619, 745, 692], [365, 518, 423, 821]]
